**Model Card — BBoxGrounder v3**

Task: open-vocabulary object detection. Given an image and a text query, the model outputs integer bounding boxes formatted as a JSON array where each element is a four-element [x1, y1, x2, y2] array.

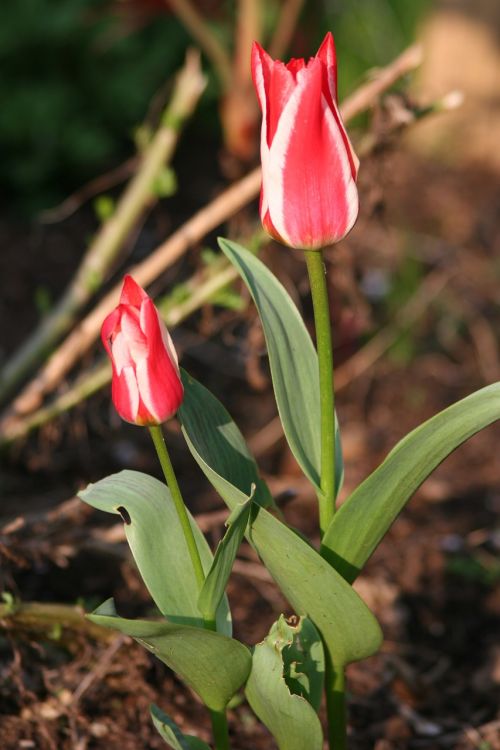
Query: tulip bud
[[101, 275, 183, 425], [251, 32, 359, 250]]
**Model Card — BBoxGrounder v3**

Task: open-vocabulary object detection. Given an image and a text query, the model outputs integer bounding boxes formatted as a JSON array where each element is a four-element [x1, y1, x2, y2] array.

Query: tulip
[[101, 275, 183, 425], [251, 32, 359, 250]]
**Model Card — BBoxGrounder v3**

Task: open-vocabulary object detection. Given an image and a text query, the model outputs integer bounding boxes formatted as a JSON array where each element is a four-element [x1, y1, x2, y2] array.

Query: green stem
[[304, 249, 336, 536], [149, 427, 230, 747], [148, 425, 205, 591], [210, 709, 231, 750], [325, 650, 347, 750]]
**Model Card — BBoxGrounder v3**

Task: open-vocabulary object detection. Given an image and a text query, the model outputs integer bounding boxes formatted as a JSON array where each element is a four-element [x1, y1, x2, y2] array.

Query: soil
[[1, 7, 500, 750]]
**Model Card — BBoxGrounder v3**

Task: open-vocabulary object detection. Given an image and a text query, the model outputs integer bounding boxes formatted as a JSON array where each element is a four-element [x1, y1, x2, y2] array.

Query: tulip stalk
[[148, 425, 231, 750], [148, 425, 206, 591], [304, 249, 336, 535], [305, 249, 346, 749], [325, 655, 347, 750]]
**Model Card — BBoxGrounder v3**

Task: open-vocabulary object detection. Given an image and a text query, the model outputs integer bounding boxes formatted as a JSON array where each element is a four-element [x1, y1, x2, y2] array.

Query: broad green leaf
[[218, 237, 343, 496], [88, 599, 251, 712], [198, 494, 254, 621], [322, 383, 500, 583], [78, 471, 230, 634], [180, 375, 382, 667], [179, 371, 273, 510], [150, 704, 210, 750], [245, 616, 323, 750]]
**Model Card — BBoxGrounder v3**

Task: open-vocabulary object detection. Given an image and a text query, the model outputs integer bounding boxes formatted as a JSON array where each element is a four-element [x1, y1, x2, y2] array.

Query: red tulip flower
[[101, 276, 183, 426], [251, 32, 359, 250]]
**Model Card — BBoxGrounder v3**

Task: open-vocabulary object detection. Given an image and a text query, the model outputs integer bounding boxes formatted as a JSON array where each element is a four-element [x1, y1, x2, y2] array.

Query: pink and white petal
[[135, 352, 184, 424], [251, 42, 271, 115], [317, 31, 338, 103], [120, 307, 148, 362], [140, 299, 180, 371], [112, 365, 140, 423], [251, 42, 296, 145], [111, 330, 134, 375], [267, 61, 358, 248], [329, 96, 360, 180], [261, 207, 287, 245], [251, 42, 271, 217], [101, 308, 121, 357], [135, 298, 184, 423], [286, 57, 306, 78], [120, 275, 149, 307]]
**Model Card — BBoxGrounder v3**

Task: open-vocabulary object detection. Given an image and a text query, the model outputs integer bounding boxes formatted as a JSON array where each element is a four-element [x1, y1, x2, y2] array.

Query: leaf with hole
[[245, 616, 323, 750], [78, 470, 231, 633]]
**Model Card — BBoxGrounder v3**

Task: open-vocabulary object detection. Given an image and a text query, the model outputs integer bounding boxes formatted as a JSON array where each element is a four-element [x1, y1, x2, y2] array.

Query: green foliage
[[281, 617, 325, 712], [0, 0, 188, 214], [386, 255, 424, 364], [198, 495, 254, 622], [245, 616, 324, 750], [88, 599, 251, 712], [179, 372, 383, 667], [78, 470, 231, 633], [153, 166, 178, 198], [93, 194, 115, 222], [446, 554, 500, 587], [321, 383, 500, 582], [320, 0, 431, 99], [179, 370, 275, 512], [218, 238, 343, 498], [151, 705, 211, 750]]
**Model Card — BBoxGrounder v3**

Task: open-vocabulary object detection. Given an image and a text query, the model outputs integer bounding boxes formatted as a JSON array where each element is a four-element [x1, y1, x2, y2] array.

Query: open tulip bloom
[[79, 31, 500, 750]]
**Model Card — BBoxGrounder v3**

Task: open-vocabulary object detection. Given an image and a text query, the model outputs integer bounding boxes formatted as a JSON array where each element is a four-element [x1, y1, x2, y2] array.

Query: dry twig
[[0, 43, 423, 444], [0, 50, 206, 405]]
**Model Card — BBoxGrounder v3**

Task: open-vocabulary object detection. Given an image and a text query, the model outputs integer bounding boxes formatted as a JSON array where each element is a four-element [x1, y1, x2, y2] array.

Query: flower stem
[[325, 649, 347, 750], [149, 425, 230, 750], [210, 709, 231, 750], [304, 249, 336, 536], [148, 425, 230, 749], [148, 424, 205, 591]]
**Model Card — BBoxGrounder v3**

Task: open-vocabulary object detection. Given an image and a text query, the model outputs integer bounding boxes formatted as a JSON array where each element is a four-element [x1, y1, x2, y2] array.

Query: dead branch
[[0, 50, 206, 405], [0, 43, 423, 443]]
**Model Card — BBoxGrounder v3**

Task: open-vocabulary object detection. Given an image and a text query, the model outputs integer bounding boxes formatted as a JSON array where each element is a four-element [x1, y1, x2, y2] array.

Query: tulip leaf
[[179, 374, 382, 667], [88, 599, 251, 712], [150, 704, 210, 750], [218, 237, 343, 497], [280, 616, 325, 712], [78, 471, 231, 635], [322, 382, 500, 583], [245, 615, 323, 750], [179, 370, 274, 511], [198, 493, 254, 622]]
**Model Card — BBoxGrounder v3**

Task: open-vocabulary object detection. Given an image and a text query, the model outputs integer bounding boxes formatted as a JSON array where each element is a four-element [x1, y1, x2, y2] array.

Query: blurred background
[[1, 1, 499, 748]]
